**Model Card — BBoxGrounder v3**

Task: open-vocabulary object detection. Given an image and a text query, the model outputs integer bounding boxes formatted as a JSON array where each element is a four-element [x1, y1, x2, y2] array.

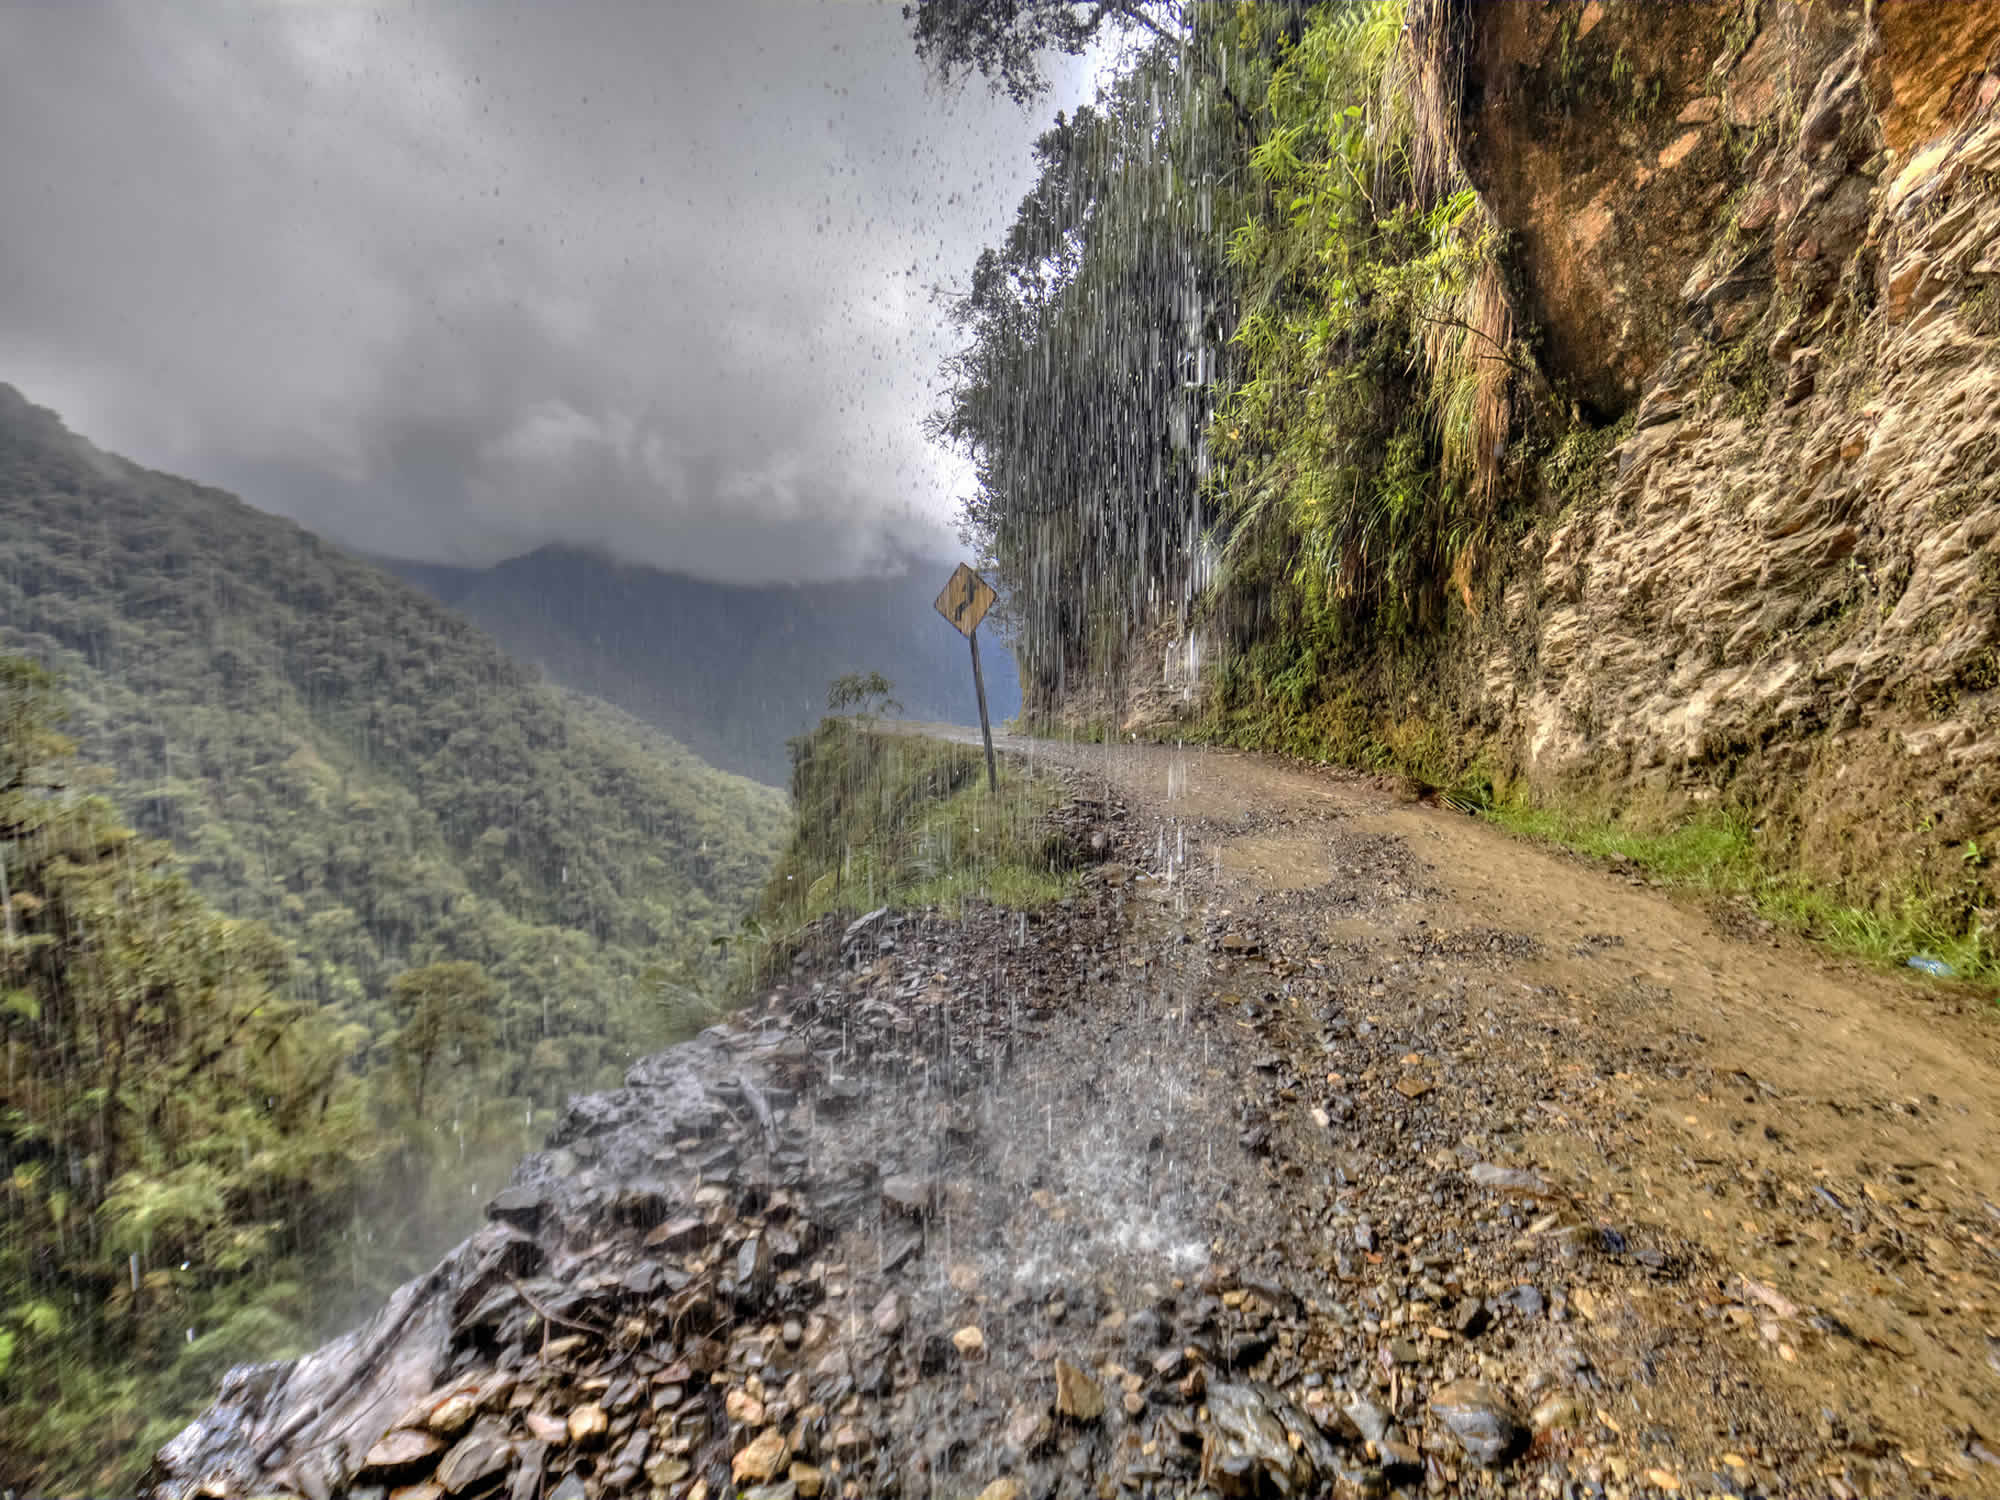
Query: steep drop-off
[[0, 382, 788, 1103]]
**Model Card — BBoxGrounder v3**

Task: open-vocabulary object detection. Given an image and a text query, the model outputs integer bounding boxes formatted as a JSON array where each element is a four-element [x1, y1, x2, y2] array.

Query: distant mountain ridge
[[387, 546, 1023, 785]]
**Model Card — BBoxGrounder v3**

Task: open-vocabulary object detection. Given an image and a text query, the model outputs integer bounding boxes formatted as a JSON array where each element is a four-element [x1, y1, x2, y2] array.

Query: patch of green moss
[[1696, 329, 1777, 424], [1540, 410, 1630, 516], [1966, 283, 2000, 339]]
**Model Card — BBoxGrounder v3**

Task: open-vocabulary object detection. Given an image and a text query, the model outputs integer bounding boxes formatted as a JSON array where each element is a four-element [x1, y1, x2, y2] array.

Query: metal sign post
[[933, 562, 999, 794]]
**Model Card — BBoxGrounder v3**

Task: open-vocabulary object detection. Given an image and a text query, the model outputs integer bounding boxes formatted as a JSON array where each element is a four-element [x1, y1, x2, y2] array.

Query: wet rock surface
[[152, 740, 2000, 1499]]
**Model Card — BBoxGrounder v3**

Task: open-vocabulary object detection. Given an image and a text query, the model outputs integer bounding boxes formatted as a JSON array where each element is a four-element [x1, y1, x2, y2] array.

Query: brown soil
[[965, 727, 2000, 1495]]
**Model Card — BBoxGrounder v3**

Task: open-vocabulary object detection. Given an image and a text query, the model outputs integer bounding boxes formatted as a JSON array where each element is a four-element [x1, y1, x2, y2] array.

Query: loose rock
[[1427, 1380, 1527, 1467], [1053, 1358, 1104, 1422], [733, 1428, 792, 1486]]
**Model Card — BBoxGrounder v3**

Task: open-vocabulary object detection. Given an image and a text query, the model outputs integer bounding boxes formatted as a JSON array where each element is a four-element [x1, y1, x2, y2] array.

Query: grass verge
[[1170, 694, 1998, 992], [730, 719, 1080, 994], [1488, 799, 1997, 986]]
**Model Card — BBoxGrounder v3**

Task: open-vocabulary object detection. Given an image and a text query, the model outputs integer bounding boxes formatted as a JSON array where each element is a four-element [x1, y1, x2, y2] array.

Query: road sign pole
[[968, 627, 998, 795], [933, 562, 1000, 793]]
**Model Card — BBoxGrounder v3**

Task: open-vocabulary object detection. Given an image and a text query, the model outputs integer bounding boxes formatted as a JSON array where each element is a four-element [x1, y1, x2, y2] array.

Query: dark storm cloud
[[0, 1, 1086, 581]]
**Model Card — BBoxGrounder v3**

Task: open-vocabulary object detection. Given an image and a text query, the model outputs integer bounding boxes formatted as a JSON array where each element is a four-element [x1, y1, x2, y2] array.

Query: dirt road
[[969, 728, 2000, 1496]]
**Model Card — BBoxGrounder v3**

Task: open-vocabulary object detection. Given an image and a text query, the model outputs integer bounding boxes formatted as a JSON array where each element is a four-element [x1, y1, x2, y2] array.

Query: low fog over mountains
[[391, 547, 1023, 785]]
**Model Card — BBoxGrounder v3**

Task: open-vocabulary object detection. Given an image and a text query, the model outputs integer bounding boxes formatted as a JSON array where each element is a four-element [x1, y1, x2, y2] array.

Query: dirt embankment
[[151, 734, 2000, 1500]]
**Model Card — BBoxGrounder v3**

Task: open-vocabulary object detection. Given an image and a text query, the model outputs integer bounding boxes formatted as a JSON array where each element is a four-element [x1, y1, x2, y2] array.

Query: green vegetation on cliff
[[1, 659, 378, 1479], [934, 0, 1526, 712]]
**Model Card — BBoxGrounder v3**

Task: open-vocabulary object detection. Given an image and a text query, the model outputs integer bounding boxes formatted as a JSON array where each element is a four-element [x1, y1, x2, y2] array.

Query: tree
[[903, 0, 1293, 129], [387, 961, 496, 1118], [1, 654, 375, 1485], [930, 39, 1249, 703], [826, 672, 904, 719], [904, 0, 1185, 102]]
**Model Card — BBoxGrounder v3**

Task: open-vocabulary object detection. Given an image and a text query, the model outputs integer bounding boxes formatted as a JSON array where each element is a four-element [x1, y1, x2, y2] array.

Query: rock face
[[1465, 0, 2000, 905], [1465, 0, 1753, 413], [1114, 1, 2000, 911]]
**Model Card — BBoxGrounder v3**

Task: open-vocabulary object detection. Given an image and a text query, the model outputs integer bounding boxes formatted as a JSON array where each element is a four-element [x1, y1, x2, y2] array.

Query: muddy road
[[967, 729, 2000, 1496], [154, 731, 2000, 1500]]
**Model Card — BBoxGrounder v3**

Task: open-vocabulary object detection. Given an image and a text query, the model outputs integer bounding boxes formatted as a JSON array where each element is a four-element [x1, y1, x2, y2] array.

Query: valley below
[[152, 732, 2000, 1500]]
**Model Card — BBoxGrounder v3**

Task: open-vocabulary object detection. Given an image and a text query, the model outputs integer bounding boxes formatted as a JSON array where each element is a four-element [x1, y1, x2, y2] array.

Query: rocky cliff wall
[[1458, 0, 2000, 910], [1081, 2, 2000, 920]]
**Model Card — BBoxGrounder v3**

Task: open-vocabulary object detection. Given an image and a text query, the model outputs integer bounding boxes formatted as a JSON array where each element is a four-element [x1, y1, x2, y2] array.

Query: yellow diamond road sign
[[934, 562, 996, 639]]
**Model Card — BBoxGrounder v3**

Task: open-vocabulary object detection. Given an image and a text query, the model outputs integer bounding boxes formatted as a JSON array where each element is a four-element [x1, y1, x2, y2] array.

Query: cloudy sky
[[0, 1, 1093, 582]]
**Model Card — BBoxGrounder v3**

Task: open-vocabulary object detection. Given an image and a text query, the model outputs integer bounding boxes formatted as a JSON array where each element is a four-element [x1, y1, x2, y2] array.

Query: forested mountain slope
[[0, 382, 787, 1102], [389, 547, 1022, 785]]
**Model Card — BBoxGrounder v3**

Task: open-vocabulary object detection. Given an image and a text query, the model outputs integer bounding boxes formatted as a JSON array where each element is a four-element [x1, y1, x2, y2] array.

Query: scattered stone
[[618, 1259, 666, 1297], [1468, 1163, 1553, 1196], [522, 1411, 567, 1445], [733, 1428, 792, 1486], [1345, 1399, 1392, 1446], [425, 1391, 479, 1438], [881, 1173, 935, 1219], [356, 1428, 446, 1483], [646, 1215, 706, 1251], [1202, 1382, 1334, 1497], [953, 1325, 986, 1358], [566, 1404, 608, 1447], [975, 1480, 1025, 1500], [1531, 1391, 1589, 1432], [1054, 1358, 1105, 1422], [1428, 1380, 1527, 1466], [485, 1185, 547, 1231], [877, 1223, 924, 1274], [646, 1453, 692, 1488], [435, 1422, 514, 1494], [830, 1421, 872, 1458], [1004, 1402, 1054, 1455]]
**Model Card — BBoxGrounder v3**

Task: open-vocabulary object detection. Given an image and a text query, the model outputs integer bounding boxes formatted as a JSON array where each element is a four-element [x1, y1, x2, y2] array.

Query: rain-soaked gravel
[[149, 737, 2000, 1500]]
